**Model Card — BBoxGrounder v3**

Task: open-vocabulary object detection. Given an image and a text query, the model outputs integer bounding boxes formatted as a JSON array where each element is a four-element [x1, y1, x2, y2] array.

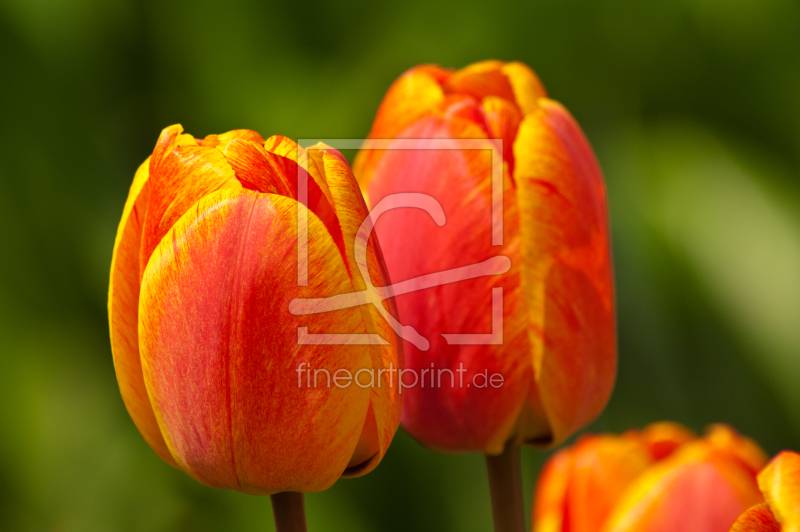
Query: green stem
[[485, 442, 526, 532], [270, 491, 308, 532]]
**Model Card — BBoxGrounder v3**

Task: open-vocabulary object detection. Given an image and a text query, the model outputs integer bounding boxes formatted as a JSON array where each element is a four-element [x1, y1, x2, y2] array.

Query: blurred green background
[[1, 0, 799, 529]]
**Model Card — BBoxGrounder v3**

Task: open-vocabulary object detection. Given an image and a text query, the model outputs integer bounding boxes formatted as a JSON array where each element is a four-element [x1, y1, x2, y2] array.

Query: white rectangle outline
[[294, 137, 505, 347]]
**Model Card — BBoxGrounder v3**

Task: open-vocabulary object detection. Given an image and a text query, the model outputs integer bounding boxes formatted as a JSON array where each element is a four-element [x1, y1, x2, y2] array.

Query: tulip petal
[[758, 451, 800, 531], [501, 61, 548, 115], [440, 94, 492, 128], [367, 115, 532, 453], [140, 141, 239, 276], [639, 421, 697, 461], [264, 134, 332, 206], [309, 145, 403, 475], [353, 66, 447, 191], [514, 99, 616, 447], [218, 129, 266, 144], [366, 65, 449, 141], [534, 447, 574, 532], [310, 146, 376, 292], [139, 188, 373, 494], [481, 95, 523, 175], [444, 60, 518, 105], [534, 435, 653, 532], [567, 435, 654, 532], [200, 130, 265, 149], [730, 504, 781, 532], [217, 138, 295, 198], [261, 135, 346, 246], [345, 403, 380, 472], [108, 158, 176, 467], [149, 124, 198, 176], [200, 134, 220, 148], [707, 424, 769, 476], [415, 64, 453, 84], [603, 443, 763, 532]]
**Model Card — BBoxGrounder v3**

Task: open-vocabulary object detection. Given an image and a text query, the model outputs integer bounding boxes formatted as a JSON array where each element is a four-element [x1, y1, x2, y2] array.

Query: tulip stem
[[270, 491, 308, 532], [485, 442, 526, 532]]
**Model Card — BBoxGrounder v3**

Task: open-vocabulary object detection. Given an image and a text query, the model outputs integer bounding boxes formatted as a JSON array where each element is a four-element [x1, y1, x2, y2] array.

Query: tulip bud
[[730, 451, 800, 532], [532, 422, 768, 532], [109, 125, 402, 494], [353, 60, 615, 454]]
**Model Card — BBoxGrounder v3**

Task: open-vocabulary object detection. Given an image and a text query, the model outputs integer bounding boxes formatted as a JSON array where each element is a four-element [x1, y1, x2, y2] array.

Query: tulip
[[353, 60, 615, 531], [354, 60, 615, 452], [730, 451, 800, 532], [532, 422, 768, 532], [108, 125, 402, 527]]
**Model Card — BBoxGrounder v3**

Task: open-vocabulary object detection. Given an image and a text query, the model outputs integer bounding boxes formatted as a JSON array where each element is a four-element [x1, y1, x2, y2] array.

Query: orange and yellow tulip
[[731, 451, 800, 532], [108, 125, 402, 494], [353, 60, 615, 454], [533, 422, 768, 532]]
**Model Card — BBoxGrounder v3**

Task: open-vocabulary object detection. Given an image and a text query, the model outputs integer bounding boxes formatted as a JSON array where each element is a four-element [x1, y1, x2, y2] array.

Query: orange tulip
[[532, 422, 768, 532], [353, 60, 615, 454], [108, 125, 402, 495], [730, 451, 800, 532]]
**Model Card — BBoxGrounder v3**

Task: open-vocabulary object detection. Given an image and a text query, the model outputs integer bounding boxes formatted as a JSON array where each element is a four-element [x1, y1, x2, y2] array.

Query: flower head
[[109, 126, 402, 494]]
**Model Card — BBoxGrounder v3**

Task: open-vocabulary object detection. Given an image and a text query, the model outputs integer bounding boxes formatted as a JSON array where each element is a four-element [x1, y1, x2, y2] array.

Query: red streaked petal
[[366, 115, 531, 454], [639, 421, 697, 461], [138, 188, 373, 494], [149, 124, 197, 176], [444, 60, 517, 104], [514, 375, 553, 445], [312, 144, 384, 291], [501, 61, 548, 115], [414, 63, 453, 84], [603, 443, 763, 532], [345, 403, 380, 472], [263, 135, 335, 210], [533, 434, 654, 532], [353, 66, 447, 190], [200, 134, 220, 148], [108, 158, 176, 467], [366, 65, 448, 141], [564, 435, 654, 532], [533, 447, 574, 532], [201, 130, 265, 150], [264, 135, 329, 196], [758, 451, 800, 531], [218, 129, 265, 144], [481, 95, 522, 175], [218, 138, 295, 197], [513, 99, 616, 447], [140, 143, 239, 276], [730, 504, 781, 532], [706, 424, 769, 477], [308, 145, 403, 475], [439, 94, 490, 129], [258, 136, 346, 262]]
